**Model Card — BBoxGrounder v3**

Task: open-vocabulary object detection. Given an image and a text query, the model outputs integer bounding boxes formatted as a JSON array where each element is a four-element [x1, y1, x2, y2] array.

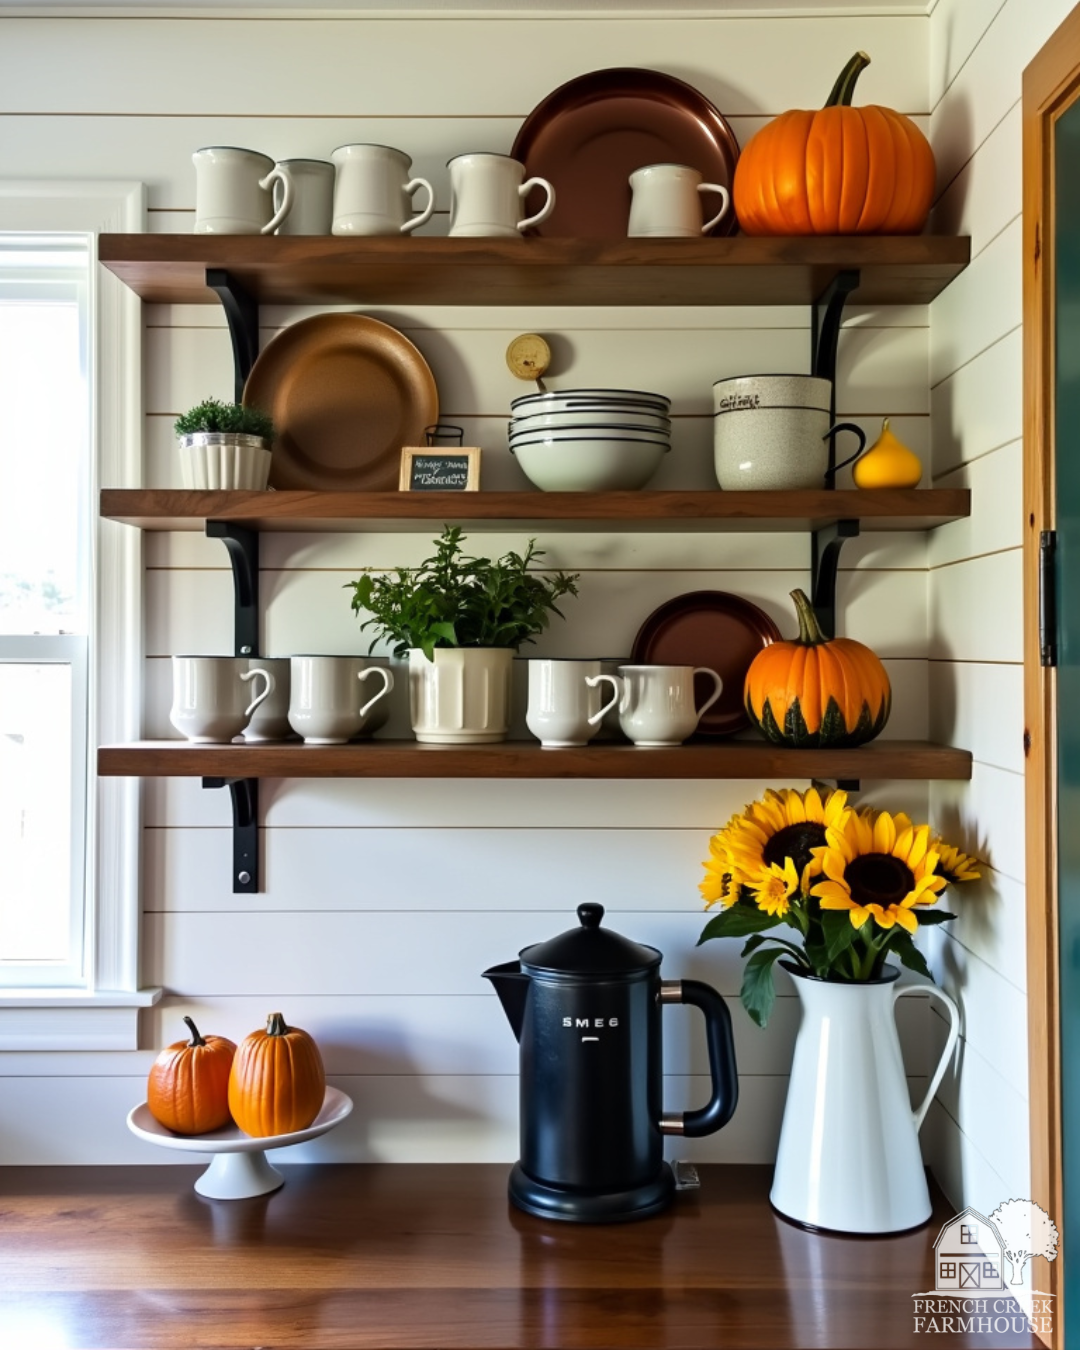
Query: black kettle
[[483, 902, 738, 1223]]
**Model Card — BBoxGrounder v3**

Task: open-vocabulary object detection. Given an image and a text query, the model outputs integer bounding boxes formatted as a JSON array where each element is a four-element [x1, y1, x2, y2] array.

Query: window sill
[[0, 988, 162, 1050]]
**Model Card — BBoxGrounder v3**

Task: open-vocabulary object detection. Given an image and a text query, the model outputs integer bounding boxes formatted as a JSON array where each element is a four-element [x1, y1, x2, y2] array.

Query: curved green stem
[[182, 1015, 206, 1047], [825, 51, 871, 108]]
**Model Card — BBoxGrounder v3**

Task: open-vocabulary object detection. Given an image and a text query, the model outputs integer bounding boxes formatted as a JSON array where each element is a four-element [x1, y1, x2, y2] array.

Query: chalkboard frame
[[399, 446, 481, 492]]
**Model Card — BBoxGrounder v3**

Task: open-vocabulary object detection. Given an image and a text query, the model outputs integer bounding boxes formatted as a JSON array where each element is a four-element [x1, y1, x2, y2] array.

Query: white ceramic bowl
[[511, 409, 672, 434], [510, 424, 670, 448], [511, 387, 671, 414], [511, 435, 668, 491]]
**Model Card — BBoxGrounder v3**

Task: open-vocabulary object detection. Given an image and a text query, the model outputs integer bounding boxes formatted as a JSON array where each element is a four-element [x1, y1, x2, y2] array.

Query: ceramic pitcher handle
[[584, 673, 622, 726], [697, 183, 730, 234], [357, 666, 394, 720], [259, 166, 294, 235], [240, 667, 275, 716], [401, 178, 435, 234], [894, 982, 960, 1132], [517, 177, 556, 232], [692, 667, 723, 718], [822, 422, 868, 481]]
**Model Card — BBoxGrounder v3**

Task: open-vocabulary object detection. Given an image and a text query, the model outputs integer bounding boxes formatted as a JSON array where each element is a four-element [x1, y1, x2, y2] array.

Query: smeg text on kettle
[[564, 1017, 619, 1027]]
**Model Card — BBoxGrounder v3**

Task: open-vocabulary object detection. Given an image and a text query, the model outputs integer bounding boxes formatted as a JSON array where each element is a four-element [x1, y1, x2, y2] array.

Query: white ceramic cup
[[524, 659, 622, 749], [192, 147, 294, 235], [447, 153, 555, 238], [287, 655, 395, 744], [242, 657, 293, 742], [331, 144, 435, 237], [627, 164, 730, 238], [170, 655, 276, 743], [272, 159, 335, 235], [617, 664, 723, 747]]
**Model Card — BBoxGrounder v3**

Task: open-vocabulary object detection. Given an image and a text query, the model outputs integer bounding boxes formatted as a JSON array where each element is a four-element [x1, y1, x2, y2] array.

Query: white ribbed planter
[[408, 647, 514, 744], [178, 433, 272, 490]]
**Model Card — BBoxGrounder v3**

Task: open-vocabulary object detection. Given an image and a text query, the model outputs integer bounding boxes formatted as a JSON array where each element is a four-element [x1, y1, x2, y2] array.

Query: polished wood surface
[[97, 738, 973, 781], [99, 487, 971, 534], [0, 1164, 1035, 1349], [97, 234, 970, 308]]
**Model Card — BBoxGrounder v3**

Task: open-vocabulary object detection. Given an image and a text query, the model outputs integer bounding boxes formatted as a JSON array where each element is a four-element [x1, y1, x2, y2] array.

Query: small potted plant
[[345, 525, 579, 744], [174, 397, 275, 490]]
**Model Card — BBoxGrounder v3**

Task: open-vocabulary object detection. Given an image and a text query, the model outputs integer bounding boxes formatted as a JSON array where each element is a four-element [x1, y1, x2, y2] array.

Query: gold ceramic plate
[[243, 314, 439, 490]]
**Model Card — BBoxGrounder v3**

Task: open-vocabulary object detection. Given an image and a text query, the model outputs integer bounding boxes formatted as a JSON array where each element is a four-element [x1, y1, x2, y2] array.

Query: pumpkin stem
[[791, 588, 829, 647], [183, 1015, 206, 1047], [825, 51, 871, 108], [266, 1011, 290, 1037]]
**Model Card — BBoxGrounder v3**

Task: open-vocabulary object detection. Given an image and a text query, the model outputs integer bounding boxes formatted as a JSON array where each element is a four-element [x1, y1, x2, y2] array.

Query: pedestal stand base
[[194, 1149, 285, 1200]]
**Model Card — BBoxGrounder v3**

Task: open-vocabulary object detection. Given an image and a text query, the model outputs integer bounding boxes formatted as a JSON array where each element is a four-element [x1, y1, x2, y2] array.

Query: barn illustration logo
[[912, 1200, 1058, 1336]]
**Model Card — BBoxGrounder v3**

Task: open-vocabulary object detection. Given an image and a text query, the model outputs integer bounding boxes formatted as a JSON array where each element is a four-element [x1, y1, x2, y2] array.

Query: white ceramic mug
[[242, 657, 293, 742], [170, 655, 276, 743], [192, 147, 294, 235], [287, 655, 395, 744], [447, 153, 555, 238], [331, 144, 435, 237], [617, 664, 723, 747], [272, 159, 335, 235], [627, 164, 730, 238], [525, 659, 622, 749]]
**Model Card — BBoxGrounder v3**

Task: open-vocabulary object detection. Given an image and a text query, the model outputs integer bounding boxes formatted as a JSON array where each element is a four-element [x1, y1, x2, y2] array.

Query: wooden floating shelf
[[97, 739, 973, 781], [100, 488, 971, 534], [97, 233, 970, 308]]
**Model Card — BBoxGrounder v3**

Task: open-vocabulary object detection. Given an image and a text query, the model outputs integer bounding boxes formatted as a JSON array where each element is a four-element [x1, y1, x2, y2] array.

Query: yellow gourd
[[852, 418, 923, 489]]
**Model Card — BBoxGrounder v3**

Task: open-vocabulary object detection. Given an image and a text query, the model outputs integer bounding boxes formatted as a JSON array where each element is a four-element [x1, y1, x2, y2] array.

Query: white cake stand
[[126, 1086, 353, 1200]]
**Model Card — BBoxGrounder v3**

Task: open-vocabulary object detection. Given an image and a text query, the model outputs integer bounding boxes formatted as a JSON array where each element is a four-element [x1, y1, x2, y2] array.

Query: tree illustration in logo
[[989, 1200, 1060, 1285]]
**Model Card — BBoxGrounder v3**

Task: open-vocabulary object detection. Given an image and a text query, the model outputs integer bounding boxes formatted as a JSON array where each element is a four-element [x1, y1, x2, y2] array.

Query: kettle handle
[[658, 979, 739, 1138]]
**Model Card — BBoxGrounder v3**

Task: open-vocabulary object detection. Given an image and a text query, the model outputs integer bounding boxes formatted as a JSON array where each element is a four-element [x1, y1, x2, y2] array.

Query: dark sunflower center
[[763, 822, 828, 875], [846, 854, 914, 907]]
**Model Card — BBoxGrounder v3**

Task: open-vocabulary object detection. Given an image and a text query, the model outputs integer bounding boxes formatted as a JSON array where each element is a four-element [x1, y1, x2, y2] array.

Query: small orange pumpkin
[[228, 1012, 326, 1137], [733, 52, 935, 236], [744, 589, 891, 747], [147, 1016, 236, 1136]]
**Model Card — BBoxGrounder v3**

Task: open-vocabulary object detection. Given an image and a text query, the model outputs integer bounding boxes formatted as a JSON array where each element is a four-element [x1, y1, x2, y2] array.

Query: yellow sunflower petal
[[812, 879, 853, 908], [848, 905, 872, 929], [873, 810, 898, 856]]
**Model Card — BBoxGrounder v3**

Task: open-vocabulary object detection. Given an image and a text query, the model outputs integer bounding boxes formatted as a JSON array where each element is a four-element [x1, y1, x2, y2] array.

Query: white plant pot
[[408, 647, 514, 744], [178, 433, 272, 490]]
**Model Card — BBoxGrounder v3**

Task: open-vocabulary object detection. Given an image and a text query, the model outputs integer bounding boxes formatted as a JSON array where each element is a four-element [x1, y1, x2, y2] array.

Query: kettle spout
[[482, 961, 529, 1042]]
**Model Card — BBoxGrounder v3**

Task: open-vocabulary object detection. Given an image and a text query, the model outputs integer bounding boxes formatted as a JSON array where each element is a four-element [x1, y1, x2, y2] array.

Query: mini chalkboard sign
[[400, 425, 481, 492]]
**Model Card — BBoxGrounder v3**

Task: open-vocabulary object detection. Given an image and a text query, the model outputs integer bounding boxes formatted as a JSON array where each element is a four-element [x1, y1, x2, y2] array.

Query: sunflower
[[810, 808, 947, 931], [935, 842, 981, 884], [719, 786, 851, 890], [750, 858, 801, 917], [699, 816, 753, 909]]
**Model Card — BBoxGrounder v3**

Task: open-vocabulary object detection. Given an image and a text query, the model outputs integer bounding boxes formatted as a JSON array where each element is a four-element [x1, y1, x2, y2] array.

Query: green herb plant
[[345, 525, 580, 661], [173, 398, 275, 443]]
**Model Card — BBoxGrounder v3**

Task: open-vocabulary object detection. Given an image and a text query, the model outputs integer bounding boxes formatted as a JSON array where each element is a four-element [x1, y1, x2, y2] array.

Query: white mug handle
[[697, 183, 730, 235], [895, 983, 961, 1132], [691, 667, 723, 719], [357, 666, 394, 719], [240, 667, 276, 716], [401, 177, 435, 234], [517, 177, 556, 232], [584, 673, 623, 726], [259, 166, 294, 235]]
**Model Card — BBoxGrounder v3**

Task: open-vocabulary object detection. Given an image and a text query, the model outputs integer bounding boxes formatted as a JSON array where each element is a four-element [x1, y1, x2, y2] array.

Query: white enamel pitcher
[[770, 964, 960, 1234]]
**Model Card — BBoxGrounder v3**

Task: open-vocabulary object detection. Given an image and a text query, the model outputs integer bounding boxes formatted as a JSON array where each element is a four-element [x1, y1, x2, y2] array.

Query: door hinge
[[1040, 529, 1058, 667]]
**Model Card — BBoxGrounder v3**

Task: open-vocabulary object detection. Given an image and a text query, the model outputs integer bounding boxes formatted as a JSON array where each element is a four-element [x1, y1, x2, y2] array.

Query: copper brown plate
[[511, 68, 741, 240], [631, 591, 781, 737], [244, 314, 439, 491]]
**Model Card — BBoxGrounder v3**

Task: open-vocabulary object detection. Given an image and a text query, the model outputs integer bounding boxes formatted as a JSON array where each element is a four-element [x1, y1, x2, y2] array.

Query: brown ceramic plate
[[511, 68, 741, 239], [244, 314, 439, 490], [630, 591, 782, 737]]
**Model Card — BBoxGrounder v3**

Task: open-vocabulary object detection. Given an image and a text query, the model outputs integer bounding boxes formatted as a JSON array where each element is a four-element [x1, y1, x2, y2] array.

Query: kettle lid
[[520, 903, 661, 976]]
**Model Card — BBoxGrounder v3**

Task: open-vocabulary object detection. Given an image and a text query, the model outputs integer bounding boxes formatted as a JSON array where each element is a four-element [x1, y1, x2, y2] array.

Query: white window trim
[[0, 181, 161, 1049]]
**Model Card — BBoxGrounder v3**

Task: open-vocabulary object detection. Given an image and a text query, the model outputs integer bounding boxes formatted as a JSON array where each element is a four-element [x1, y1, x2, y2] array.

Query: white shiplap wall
[[0, 11, 941, 1166], [923, 0, 1076, 1215]]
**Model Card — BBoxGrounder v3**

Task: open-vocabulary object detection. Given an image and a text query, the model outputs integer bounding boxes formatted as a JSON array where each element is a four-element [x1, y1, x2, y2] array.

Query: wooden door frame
[[1023, 10, 1080, 1342]]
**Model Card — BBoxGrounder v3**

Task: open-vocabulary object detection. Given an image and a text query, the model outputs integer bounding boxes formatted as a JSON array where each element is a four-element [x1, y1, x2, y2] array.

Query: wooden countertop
[[0, 1164, 1037, 1349]]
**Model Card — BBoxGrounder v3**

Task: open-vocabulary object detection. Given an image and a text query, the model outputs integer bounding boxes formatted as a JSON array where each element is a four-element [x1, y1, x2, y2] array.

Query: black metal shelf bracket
[[811, 519, 860, 640], [206, 521, 260, 657], [206, 268, 259, 403], [812, 269, 861, 485], [203, 777, 259, 893]]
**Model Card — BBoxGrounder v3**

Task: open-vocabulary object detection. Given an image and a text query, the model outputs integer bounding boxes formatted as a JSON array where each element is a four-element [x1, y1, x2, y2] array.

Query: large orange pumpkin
[[228, 1012, 326, 1137], [147, 1016, 236, 1135], [744, 589, 891, 747], [733, 52, 935, 236]]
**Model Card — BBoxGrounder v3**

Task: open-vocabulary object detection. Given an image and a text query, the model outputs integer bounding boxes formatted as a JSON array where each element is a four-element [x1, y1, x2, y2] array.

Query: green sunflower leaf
[[740, 946, 789, 1028], [887, 930, 933, 980], [821, 908, 857, 962], [699, 903, 780, 944], [909, 908, 957, 926]]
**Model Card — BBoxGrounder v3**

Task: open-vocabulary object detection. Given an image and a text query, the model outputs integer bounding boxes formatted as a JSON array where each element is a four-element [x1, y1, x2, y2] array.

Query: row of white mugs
[[169, 654, 723, 748], [193, 144, 731, 240]]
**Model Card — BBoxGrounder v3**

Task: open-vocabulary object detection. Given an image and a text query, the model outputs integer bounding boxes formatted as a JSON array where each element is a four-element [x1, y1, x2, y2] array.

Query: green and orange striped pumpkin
[[744, 589, 891, 747]]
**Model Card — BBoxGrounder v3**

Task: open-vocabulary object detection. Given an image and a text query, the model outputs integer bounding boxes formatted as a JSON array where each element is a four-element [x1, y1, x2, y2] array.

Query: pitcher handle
[[357, 665, 394, 720], [822, 421, 868, 482], [517, 177, 556, 232], [401, 177, 435, 234], [691, 667, 723, 719], [658, 979, 738, 1138], [259, 166, 294, 235], [584, 672, 623, 726], [239, 667, 275, 717], [894, 982, 960, 1132]]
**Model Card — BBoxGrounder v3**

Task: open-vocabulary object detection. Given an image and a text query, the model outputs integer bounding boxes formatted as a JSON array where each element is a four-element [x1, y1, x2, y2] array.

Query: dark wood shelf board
[[98, 233, 970, 307], [100, 487, 971, 533], [97, 739, 973, 781]]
